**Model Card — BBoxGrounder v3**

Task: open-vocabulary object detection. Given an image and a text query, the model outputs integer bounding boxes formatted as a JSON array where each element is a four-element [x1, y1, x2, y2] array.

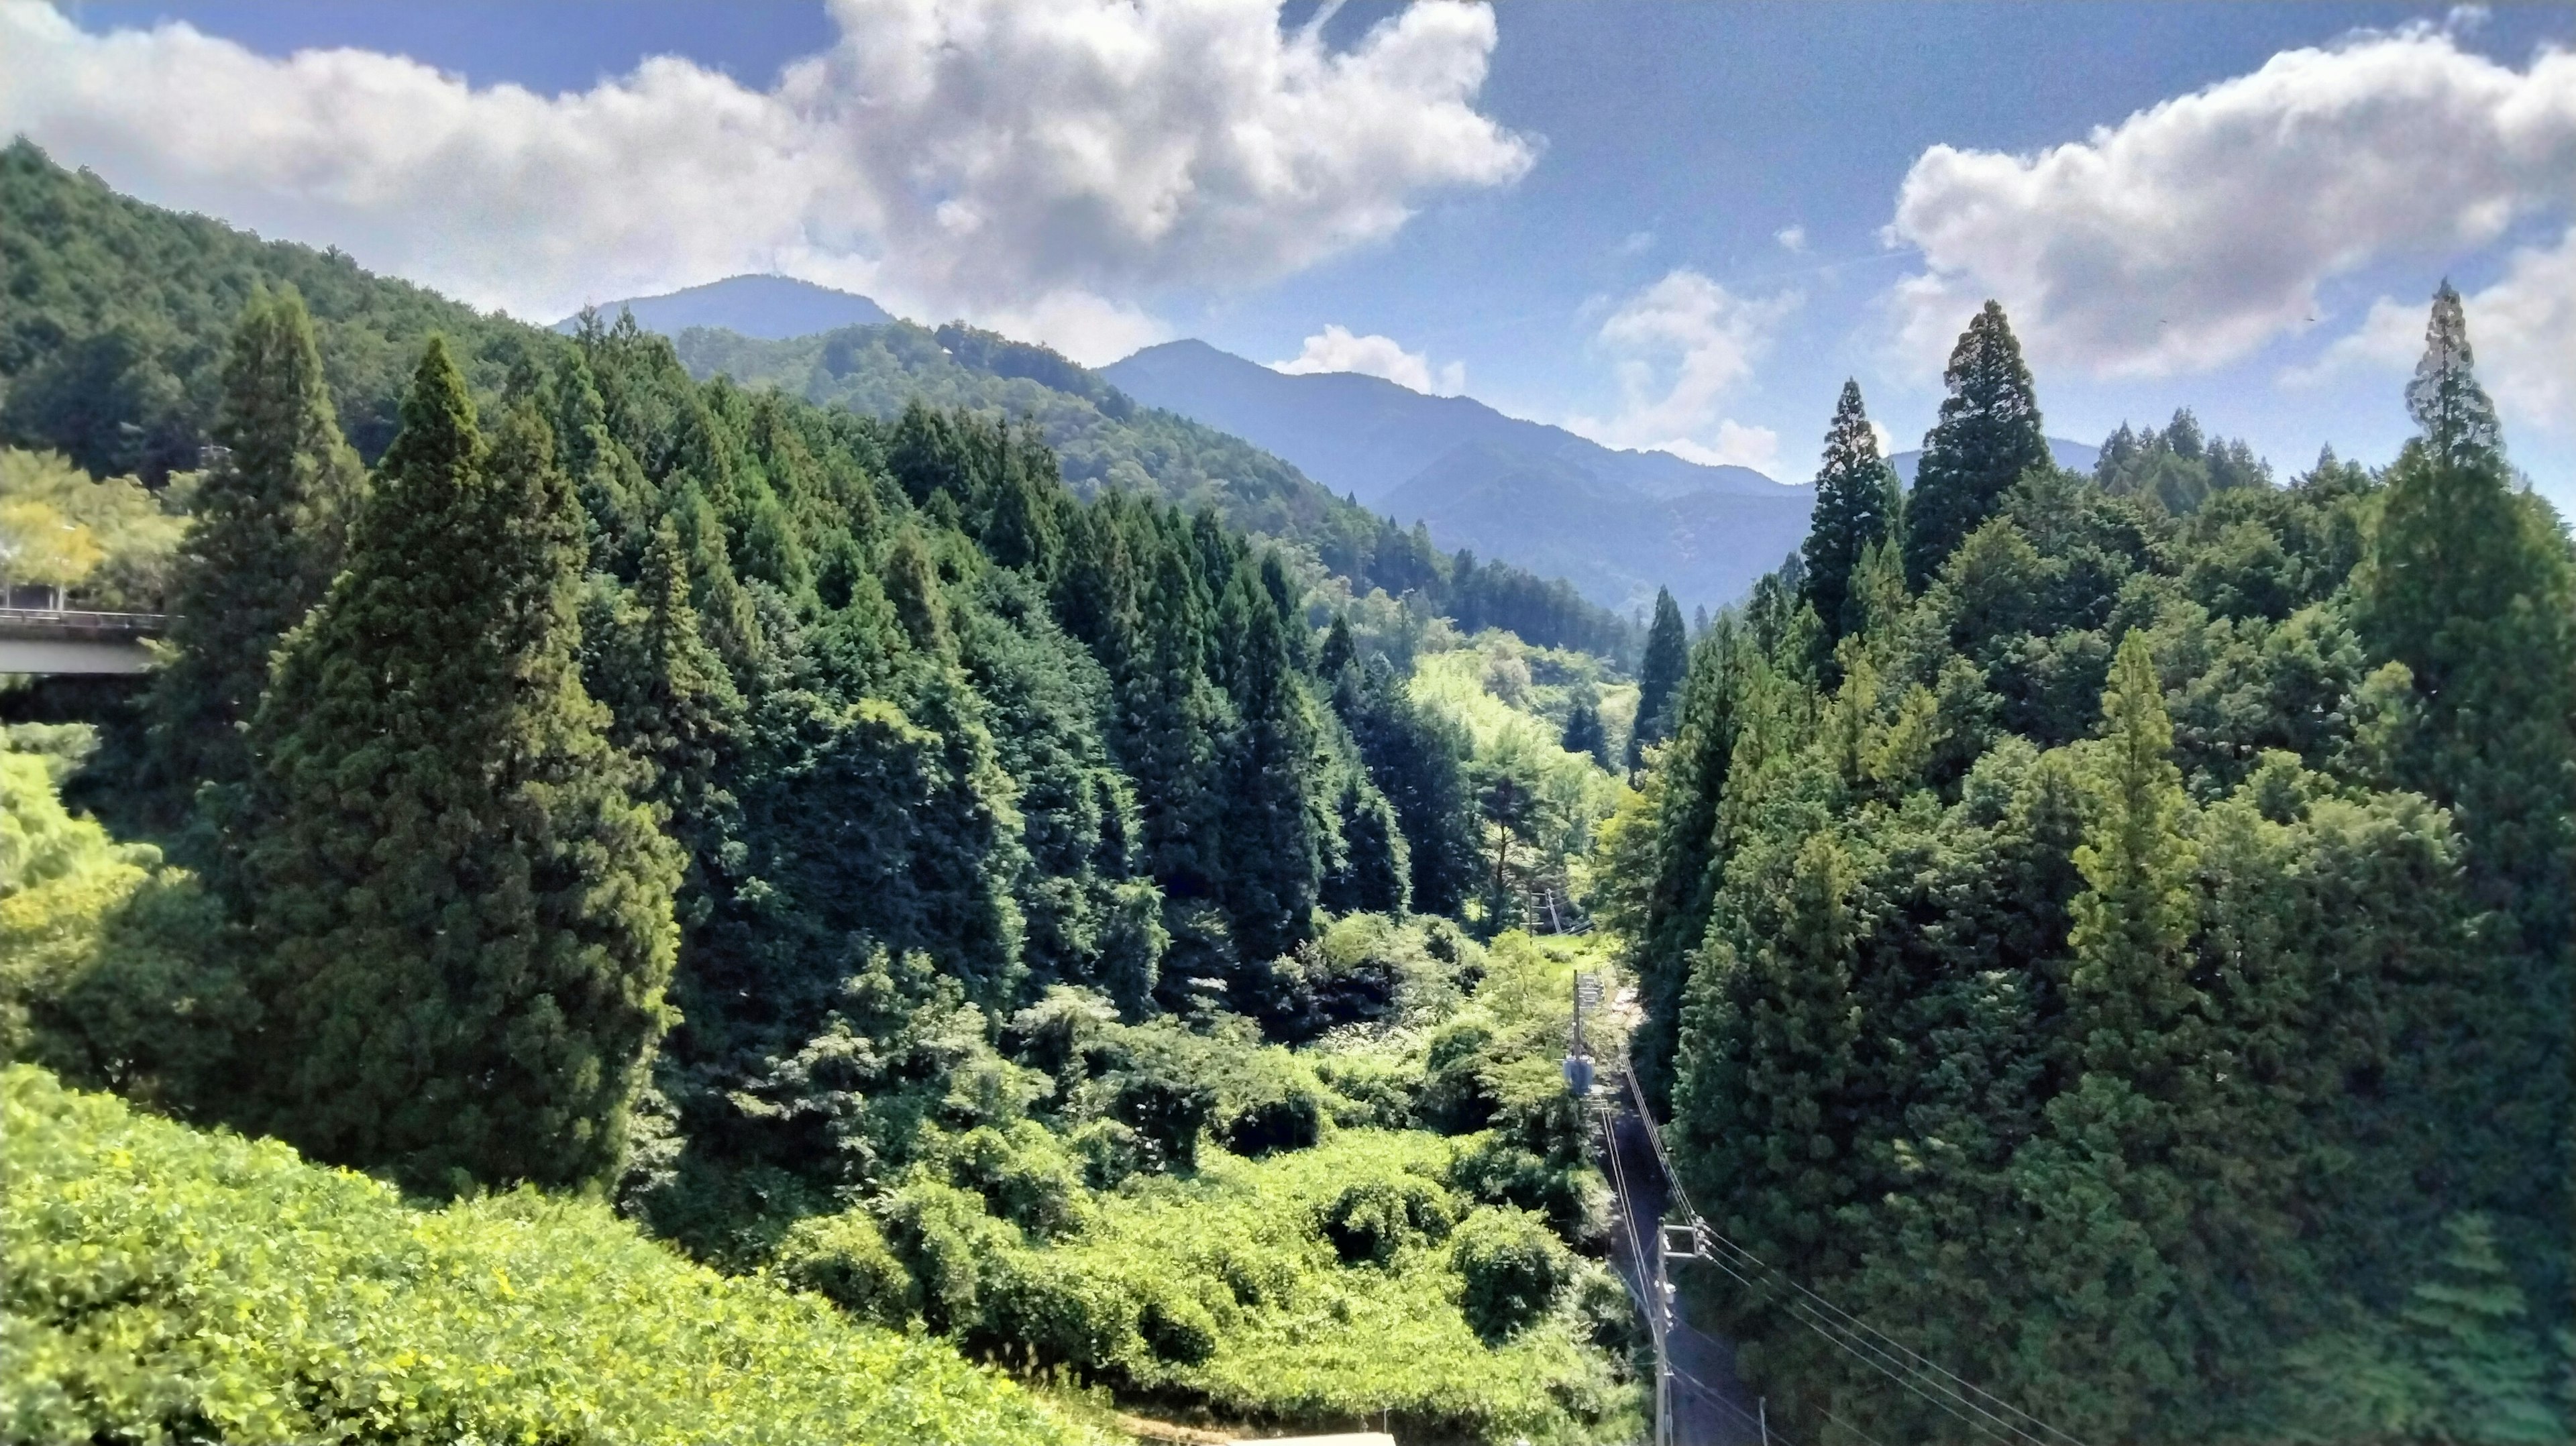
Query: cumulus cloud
[[1273, 325, 1465, 394], [1774, 224, 1807, 254], [1564, 268, 1799, 469], [1882, 30, 2576, 378], [2286, 223, 2576, 434], [0, 0, 1532, 362]]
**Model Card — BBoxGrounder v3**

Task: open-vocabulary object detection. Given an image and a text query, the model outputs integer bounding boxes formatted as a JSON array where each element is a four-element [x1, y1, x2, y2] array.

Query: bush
[[0, 1065, 1081, 1446], [1454, 1205, 1576, 1343], [1320, 1172, 1459, 1266], [775, 1209, 914, 1328]]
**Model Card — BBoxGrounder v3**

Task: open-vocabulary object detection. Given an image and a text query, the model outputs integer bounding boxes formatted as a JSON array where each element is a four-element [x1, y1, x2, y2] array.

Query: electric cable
[[1615, 1060, 2091, 1446]]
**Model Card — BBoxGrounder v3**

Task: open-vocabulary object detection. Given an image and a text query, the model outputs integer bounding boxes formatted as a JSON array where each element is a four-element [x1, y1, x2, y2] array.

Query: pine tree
[[1625, 588, 1688, 770], [239, 339, 682, 1194], [1902, 301, 2051, 588], [1801, 380, 1902, 647], [148, 286, 360, 830]]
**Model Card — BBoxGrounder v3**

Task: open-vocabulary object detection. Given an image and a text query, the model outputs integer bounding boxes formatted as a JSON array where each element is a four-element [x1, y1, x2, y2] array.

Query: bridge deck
[[0, 608, 168, 675]]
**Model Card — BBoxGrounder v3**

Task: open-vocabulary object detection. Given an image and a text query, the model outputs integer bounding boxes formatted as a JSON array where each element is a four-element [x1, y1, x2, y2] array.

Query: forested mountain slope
[[1597, 294, 2575, 1444], [0, 140, 1633, 661], [669, 320, 1639, 657], [2, 170, 1656, 1438], [1106, 338, 1817, 615]]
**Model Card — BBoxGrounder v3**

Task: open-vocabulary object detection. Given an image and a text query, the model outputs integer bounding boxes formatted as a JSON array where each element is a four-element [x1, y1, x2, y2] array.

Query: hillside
[[0, 142, 1632, 661], [1105, 339, 1817, 614], [669, 319, 1639, 657], [554, 273, 896, 339], [1, 1065, 1089, 1446]]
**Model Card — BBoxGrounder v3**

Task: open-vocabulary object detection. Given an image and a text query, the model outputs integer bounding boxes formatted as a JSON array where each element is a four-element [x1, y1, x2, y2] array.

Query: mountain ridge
[[553, 274, 894, 340]]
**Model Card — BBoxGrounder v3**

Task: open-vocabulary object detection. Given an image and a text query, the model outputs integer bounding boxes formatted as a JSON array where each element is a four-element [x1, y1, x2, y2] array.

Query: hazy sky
[[13, 1, 2573, 504]]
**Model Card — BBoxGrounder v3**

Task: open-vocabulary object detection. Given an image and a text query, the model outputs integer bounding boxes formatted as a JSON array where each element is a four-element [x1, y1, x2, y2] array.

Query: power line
[[1613, 1060, 2092, 1446]]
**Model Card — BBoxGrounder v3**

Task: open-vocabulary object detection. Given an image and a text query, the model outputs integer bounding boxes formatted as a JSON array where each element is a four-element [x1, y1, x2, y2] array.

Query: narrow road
[[1602, 1102, 1770, 1445]]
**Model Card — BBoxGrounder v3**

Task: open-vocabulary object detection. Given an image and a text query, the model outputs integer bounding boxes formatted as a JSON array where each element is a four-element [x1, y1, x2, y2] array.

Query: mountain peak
[[553, 274, 894, 341]]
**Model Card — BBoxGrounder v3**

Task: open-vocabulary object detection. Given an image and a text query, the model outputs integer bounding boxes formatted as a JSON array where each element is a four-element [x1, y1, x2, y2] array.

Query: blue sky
[[17, 1, 2575, 504]]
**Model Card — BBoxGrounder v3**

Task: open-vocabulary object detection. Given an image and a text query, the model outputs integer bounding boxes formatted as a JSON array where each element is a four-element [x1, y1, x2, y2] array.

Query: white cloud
[[0, 0, 1533, 339], [1613, 229, 1656, 258], [1882, 30, 2576, 378], [1564, 268, 1800, 469], [1774, 224, 1807, 254], [1273, 325, 1464, 394], [2286, 223, 2576, 434]]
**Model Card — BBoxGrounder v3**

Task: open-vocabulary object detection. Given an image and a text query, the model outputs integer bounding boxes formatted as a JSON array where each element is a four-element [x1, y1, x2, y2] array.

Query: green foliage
[[0, 1065, 1087, 1446], [147, 284, 361, 829], [235, 340, 683, 1194], [0, 448, 186, 612], [1, 140, 537, 476], [1618, 286, 2573, 1443], [1800, 380, 1903, 649], [1454, 1205, 1578, 1343], [1625, 588, 1689, 769], [1902, 300, 2053, 589], [3, 151, 1659, 1444]]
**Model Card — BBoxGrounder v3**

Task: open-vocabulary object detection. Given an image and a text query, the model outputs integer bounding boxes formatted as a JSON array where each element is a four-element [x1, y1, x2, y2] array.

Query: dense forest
[[1603, 294, 2574, 1442], [2, 144, 1659, 1443], [5, 133, 2569, 1446]]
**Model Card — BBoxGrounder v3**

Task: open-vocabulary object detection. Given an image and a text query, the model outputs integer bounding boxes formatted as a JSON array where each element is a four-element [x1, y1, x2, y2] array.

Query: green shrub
[[1454, 1205, 1576, 1343], [776, 1209, 914, 1328], [0, 1065, 1085, 1445], [1320, 1172, 1459, 1266]]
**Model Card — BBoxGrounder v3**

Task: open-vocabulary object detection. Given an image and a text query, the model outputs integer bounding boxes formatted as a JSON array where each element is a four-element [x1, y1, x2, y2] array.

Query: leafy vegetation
[[1609, 291, 2575, 1443], [0, 1064, 1091, 1446], [1, 154, 1652, 1443]]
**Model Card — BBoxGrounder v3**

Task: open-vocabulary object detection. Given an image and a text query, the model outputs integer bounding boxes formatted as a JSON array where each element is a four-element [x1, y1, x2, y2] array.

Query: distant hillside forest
[[0, 140, 1633, 663], [1605, 296, 2573, 1442]]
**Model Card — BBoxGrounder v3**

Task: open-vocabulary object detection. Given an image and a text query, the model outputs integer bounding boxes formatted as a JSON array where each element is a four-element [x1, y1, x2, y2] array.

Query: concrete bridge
[[0, 608, 166, 675]]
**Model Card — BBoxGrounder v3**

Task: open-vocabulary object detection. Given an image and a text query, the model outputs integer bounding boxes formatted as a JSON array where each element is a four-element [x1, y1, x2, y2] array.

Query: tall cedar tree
[[149, 286, 359, 832], [1800, 380, 1903, 647], [2363, 282, 2576, 950], [2360, 284, 2575, 1262], [1333, 656, 1481, 916], [240, 339, 682, 1194], [1625, 588, 1688, 770], [1902, 301, 2051, 588], [1217, 558, 1322, 965]]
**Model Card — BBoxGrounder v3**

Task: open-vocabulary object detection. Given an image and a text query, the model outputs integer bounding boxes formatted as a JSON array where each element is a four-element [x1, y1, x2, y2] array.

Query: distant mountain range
[[554, 274, 893, 339], [1890, 439, 2100, 486], [564, 275, 2102, 615], [1103, 339, 1811, 614]]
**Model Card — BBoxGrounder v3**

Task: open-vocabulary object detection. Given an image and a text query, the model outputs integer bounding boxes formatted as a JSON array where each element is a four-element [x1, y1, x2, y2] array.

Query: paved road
[[1603, 1103, 1771, 1445]]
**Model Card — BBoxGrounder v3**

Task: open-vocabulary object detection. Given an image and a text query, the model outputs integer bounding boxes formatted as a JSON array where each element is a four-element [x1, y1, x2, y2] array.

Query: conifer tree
[[2066, 630, 2200, 1082], [2362, 282, 2576, 954], [240, 339, 682, 1194], [604, 516, 744, 851], [149, 286, 360, 827], [1800, 380, 1902, 646], [1560, 682, 1609, 767], [1216, 560, 1322, 964], [1902, 301, 2051, 588], [1334, 657, 1479, 916], [1625, 588, 1689, 770], [1318, 614, 1357, 676]]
